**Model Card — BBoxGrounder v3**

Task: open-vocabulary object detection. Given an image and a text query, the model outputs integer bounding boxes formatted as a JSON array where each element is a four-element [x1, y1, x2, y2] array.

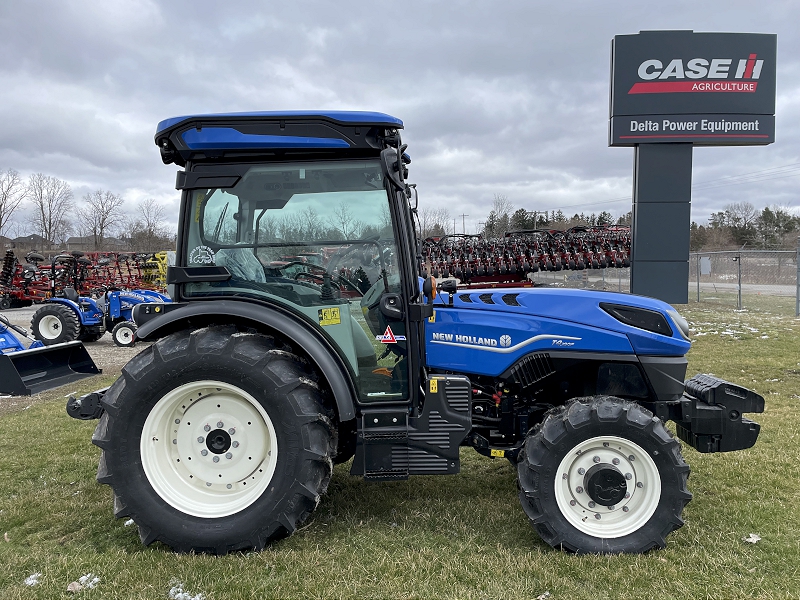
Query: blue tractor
[[69, 112, 764, 555], [31, 284, 171, 347]]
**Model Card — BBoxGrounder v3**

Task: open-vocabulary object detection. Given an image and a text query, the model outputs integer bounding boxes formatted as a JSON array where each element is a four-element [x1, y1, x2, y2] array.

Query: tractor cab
[[149, 112, 429, 405]]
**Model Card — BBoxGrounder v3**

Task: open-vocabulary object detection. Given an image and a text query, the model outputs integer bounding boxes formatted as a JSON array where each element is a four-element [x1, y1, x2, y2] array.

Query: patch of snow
[[124, 519, 135, 526], [743, 533, 761, 544], [169, 580, 205, 600], [79, 573, 100, 589], [24, 573, 42, 586]]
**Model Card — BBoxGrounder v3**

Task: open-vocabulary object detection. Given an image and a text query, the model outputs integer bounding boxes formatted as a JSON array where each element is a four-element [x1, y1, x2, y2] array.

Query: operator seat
[[214, 247, 267, 284]]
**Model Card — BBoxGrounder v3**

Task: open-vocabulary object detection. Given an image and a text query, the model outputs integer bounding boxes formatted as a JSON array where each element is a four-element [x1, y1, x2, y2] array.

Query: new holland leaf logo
[[376, 326, 406, 344]]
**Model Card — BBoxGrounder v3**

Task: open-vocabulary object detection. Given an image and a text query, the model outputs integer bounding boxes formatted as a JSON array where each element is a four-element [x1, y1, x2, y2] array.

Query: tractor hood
[[428, 286, 690, 359]]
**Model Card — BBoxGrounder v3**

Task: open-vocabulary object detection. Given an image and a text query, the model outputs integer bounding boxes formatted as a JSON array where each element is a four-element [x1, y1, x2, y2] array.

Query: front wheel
[[111, 321, 136, 347], [517, 397, 691, 554], [31, 304, 81, 345], [92, 326, 336, 554]]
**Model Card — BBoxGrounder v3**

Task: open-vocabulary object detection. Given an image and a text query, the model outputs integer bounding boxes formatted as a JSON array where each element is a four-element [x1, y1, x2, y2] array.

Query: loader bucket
[[0, 341, 101, 396]]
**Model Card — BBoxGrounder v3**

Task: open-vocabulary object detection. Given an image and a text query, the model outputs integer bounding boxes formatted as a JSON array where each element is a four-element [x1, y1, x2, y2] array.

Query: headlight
[[666, 309, 690, 341], [600, 303, 673, 337]]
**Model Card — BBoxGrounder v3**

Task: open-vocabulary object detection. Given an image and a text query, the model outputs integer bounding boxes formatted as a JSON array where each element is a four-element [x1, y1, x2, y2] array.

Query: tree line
[[0, 168, 174, 253], [691, 202, 799, 251]]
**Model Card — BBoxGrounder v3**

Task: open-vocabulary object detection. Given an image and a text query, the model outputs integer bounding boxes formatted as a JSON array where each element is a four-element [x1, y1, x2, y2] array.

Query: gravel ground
[[1, 305, 149, 410]]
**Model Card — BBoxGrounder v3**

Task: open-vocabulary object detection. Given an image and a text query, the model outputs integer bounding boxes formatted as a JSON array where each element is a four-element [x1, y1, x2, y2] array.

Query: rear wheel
[[517, 397, 691, 554], [31, 304, 81, 345], [92, 326, 335, 554], [111, 321, 137, 347], [0, 295, 10, 310]]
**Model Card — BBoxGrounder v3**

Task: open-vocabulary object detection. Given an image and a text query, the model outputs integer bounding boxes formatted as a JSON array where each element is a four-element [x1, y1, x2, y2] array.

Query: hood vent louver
[[502, 293, 521, 306], [458, 294, 473, 303], [479, 293, 495, 304]]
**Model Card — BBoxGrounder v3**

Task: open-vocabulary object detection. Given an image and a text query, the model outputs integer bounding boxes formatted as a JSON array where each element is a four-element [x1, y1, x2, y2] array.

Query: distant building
[[65, 236, 129, 252], [11, 234, 52, 252], [0, 235, 12, 250]]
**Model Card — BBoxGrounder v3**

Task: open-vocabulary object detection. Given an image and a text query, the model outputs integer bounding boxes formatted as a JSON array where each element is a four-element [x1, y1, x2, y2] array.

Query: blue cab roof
[[156, 111, 403, 136]]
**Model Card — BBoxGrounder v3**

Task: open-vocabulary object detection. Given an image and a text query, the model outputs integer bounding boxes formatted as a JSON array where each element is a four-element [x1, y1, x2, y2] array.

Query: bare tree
[[77, 190, 125, 250], [330, 202, 364, 239], [0, 168, 26, 239], [418, 206, 451, 239], [483, 194, 514, 238], [27, 173, 73, 249], [126, 198, 174, 252]]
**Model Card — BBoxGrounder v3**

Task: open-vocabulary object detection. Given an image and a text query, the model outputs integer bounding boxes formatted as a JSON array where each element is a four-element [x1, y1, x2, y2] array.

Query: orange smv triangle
[[380, 325, 397, 344]]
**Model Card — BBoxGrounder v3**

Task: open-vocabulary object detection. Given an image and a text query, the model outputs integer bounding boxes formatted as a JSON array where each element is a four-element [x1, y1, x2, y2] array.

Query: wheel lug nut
[[197, 437, 204, 443], [569, 500, 576, 506], [206, 482, 212, 487], [213, 456, 220, 463], [562, 473, 567, 480], [588, 501, 596, 508], [636, 482, 643, 488], [628, 455, 635, 461], [593, 456, 600, 463], [609, 505, 615, 510], [204, 424, 210, 432], [603, 442, 609, 447], [225, 452, 232, 459], [612, 458, 620, 465], [201, 449, 208, 456], [174, 419, 180, 424], [577, 468, 585, 475], [228, 428, 235, 435], [594, 513, 601, 520], [172, 439, 177, 444], [625, 473, 633, 480], [217, 421, 224, 428], [232, 441, 240, 448], [226, 484, 232, 489], [625, 493, 630, 499], [576, 486, 584, 494], [623, 506, 630, 512]]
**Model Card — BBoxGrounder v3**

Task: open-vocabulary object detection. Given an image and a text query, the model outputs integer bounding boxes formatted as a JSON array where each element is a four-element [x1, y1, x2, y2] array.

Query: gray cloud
[[0, 0, 797, 235]]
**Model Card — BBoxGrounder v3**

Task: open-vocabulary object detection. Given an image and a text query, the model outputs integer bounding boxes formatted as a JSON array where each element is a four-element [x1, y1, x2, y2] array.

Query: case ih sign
[[610, 31, 777, 146]]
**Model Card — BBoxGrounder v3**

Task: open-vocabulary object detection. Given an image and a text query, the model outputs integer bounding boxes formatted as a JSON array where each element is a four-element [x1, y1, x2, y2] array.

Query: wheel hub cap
[[584, 464, 627, 506], [206, 429, 231, 454]]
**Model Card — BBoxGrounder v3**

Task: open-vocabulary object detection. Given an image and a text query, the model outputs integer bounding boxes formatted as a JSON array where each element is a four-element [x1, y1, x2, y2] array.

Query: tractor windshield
[[183, 159, 408, 400]]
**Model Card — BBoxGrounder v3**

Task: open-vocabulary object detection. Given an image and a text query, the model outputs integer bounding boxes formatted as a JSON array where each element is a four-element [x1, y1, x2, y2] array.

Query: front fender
[[133, 299, 357, 421]]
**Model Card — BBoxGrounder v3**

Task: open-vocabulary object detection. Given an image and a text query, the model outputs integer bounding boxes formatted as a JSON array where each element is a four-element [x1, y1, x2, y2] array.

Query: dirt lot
[[1, 305, 147, 412]]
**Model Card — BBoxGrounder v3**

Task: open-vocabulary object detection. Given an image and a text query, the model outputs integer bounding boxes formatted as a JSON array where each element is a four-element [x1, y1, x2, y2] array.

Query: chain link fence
[[531, 246, 800, 317]]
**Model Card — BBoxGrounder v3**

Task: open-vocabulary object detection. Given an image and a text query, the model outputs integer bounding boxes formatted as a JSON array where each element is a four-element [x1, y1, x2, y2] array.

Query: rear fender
[[48, 297, 103, 325], [133, 300, 357, 421]]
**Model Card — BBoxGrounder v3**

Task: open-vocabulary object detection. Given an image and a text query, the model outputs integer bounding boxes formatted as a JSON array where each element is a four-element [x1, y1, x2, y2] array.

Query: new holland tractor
[[69, 112, 764, 555]]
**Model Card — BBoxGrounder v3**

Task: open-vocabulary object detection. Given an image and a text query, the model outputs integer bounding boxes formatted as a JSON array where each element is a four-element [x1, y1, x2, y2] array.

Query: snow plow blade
[[0, 341, 101, 396]]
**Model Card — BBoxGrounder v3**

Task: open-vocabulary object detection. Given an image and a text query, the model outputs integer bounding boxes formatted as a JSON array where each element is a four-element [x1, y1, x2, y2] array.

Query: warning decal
[[376, 325, 406, 344], [318, 307, 341, 326]]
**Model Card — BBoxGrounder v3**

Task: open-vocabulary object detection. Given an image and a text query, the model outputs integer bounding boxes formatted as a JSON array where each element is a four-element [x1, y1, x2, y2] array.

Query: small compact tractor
[[69, 112, 764, 555], [31, 286, 171, 347]]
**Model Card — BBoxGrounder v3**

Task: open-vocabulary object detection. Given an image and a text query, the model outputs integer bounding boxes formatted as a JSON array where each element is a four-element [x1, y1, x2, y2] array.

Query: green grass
[[1, 306, 799, 599]]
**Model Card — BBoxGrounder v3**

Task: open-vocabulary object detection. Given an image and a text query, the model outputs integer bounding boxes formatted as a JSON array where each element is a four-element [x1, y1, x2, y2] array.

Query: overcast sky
[[1, 0, 798, 236]]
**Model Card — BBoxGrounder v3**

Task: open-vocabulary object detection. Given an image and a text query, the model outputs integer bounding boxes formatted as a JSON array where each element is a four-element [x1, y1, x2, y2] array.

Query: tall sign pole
[[610, 30, 777, 304]]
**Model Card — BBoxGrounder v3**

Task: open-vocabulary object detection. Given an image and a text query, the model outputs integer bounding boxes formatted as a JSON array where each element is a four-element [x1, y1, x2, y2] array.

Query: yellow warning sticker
[[194, 191, 205, 222], [318, 307, 341, 326], [490, 449, 505, 458], [428, 310, 436, 323], [429, 379, 438, 394]]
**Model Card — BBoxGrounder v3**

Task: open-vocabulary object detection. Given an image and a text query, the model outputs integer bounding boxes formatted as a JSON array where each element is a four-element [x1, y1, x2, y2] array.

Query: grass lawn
[[0, 304, 798, 599]]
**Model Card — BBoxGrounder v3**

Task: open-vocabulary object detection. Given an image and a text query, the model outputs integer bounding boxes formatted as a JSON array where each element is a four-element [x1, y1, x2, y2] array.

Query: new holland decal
[[430, 332, 580, 353]]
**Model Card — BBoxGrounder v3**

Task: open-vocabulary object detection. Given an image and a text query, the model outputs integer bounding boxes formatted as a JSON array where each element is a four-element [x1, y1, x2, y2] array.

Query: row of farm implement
[[0, 249, 169, 309], [422, 226, 631, 286]]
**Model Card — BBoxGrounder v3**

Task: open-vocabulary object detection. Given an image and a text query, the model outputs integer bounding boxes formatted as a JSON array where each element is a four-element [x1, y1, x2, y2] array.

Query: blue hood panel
[[425, 287, 690, 377]]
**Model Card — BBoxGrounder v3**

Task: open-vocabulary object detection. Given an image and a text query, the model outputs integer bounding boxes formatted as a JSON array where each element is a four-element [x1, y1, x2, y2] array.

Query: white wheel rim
[[115, 326, 133, 345], [141, 380, 279, 518], [554, 435, 661, 538], [38, 314, 63, 340]]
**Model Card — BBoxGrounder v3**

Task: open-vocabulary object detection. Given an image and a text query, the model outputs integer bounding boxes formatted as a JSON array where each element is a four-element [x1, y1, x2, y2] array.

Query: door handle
[[379, 294, 404, 320]]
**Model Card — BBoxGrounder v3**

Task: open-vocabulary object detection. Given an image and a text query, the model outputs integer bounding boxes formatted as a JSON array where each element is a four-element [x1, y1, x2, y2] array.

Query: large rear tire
[[517, 397, 691, 554], [92, 326, 336, 554], [31, 304, 81, 345]]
